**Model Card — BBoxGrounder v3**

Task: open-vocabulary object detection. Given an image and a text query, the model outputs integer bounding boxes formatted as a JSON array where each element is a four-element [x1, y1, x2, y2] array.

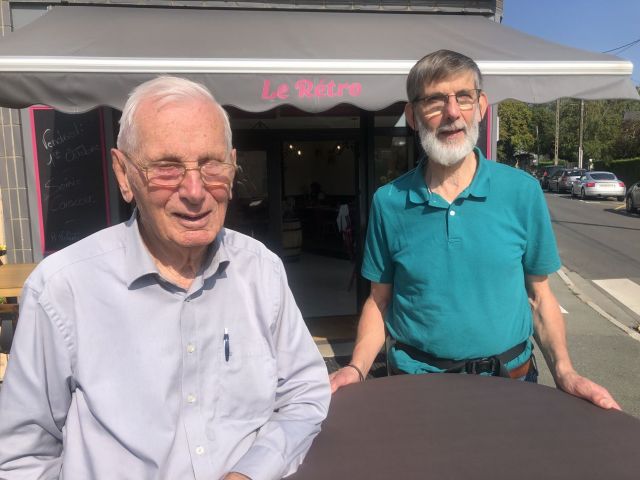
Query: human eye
[[199, 160, 224, 174], [424, 94, 447, 109], [146, 162, 184, 184], [149, 162, 181, 174], [456, 90, 475, 105], [155, 162, 180, 170], [201, 160, 234, 184]]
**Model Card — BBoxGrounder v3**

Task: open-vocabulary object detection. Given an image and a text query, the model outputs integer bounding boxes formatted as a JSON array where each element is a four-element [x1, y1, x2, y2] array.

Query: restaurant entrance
[[281, 138, 359, 319], [227, 129, 361, 320]]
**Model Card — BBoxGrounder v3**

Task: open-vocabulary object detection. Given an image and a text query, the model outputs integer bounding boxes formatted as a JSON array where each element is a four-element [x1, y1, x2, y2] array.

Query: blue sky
[[502, 0, 640, 85]]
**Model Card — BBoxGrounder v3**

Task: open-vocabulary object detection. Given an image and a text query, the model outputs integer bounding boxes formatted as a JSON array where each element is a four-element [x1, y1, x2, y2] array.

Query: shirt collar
[[124, 210, 230, 288], [407, 147, 491, 205], [465, 147, 491, 199]]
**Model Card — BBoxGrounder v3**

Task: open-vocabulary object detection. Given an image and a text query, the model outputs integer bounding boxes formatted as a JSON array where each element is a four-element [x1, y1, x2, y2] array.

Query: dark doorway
[[281, 138, 359, 318]]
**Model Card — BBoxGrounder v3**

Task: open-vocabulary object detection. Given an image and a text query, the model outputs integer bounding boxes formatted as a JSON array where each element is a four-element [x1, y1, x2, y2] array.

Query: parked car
[[570, 171, 626, 201], [546, 168, 566, 192], [552, 168, 586, 193], [539, 165, 565, 190], [625, 181, 640, 213]]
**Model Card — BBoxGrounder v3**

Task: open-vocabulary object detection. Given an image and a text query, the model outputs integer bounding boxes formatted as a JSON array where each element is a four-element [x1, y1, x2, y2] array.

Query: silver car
[[559, 169, 586, 193], [626, 181, 640, 213], [571, 171, 626, 201], [549, 168, 586, 193]]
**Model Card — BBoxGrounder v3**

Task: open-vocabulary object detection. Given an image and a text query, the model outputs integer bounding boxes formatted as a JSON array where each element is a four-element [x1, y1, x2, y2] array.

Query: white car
[[571, 171, 626, 201]]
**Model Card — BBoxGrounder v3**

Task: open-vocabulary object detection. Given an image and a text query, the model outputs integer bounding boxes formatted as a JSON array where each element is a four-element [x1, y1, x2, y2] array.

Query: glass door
[[280, 139, 359, 319]]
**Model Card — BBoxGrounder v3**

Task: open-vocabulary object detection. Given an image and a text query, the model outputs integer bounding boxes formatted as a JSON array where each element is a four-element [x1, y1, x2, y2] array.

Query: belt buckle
[[466, 357, 497, 375]]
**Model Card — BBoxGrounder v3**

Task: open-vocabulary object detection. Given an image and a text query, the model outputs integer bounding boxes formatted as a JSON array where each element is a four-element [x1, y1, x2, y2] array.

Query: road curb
[[557, 267, 640, 342]]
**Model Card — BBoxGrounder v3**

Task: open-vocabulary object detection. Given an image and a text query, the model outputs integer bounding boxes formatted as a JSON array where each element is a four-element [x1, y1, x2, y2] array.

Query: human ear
[[404, 102, 417, 131], [477, 91, 489, 121], [112, 149, 134, 203]]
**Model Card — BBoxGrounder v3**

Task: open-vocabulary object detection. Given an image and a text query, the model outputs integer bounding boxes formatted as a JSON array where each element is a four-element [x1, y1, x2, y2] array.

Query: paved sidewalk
[[539, 270, 640, 418]]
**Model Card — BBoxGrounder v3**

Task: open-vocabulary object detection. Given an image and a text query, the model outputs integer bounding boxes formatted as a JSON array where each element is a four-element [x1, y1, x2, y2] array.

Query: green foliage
[[497, 100, 535, 162], [531, 104, 556, 159], [498, 87, 640, 165], [558, 99, 580, 161], [592, 158, 640, 185], [613, 116, 640, 159], [584, 100, 639, 161]]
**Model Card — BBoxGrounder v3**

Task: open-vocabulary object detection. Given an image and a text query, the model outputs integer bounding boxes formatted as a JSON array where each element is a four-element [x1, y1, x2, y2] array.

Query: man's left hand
[[556, 371, 621, 410]]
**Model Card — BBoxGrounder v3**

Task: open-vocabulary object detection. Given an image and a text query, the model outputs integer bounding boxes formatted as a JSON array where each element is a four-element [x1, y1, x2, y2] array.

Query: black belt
[[393, 340, 528, 378]]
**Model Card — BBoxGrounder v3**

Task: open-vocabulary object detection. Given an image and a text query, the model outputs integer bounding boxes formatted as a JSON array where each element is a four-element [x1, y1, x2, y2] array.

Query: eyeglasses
[[413, 89, 481, 117], [128, 156, 236, 188]]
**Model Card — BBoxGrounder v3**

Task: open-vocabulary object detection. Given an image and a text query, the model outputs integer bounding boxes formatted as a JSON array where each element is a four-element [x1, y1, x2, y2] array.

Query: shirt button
[[186, 344, 195, 354], [186, 394, 197, 404], [449, 210, 456, 216], [195, 446, 205, 455]]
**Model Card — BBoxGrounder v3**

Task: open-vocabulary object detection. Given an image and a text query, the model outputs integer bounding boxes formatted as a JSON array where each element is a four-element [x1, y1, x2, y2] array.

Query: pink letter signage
[[261, 79, 362, 101]]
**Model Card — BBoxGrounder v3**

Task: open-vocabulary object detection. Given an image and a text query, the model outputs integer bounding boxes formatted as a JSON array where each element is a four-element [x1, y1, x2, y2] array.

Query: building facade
[[0, 1, 502, 317]]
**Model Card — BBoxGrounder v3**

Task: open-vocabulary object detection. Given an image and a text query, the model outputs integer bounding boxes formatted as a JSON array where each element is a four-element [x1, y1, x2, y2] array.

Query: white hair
[[117, 76, 233, 156]]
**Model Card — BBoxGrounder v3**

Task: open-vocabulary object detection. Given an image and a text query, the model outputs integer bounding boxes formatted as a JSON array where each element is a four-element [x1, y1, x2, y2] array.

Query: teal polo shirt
[[362, 148, 561, 374]]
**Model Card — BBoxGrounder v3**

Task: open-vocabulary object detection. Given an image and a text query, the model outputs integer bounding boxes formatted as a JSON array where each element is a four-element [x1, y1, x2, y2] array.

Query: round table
[[290, 374, 640, 479]]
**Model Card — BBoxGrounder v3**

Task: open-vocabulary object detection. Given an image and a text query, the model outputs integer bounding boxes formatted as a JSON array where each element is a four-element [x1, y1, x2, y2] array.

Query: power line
[[612, 44, 638, 55], [603, 37, 640, 53]]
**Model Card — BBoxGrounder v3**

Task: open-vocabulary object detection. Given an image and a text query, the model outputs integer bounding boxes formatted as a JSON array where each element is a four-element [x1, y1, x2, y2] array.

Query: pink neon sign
[[261, 79, 362, 100]]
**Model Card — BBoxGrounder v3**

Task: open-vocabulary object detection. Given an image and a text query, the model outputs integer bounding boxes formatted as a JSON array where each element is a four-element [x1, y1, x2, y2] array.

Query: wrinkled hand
[[556, 371, 621, 410], [223, 473, 251, 480], [329, 366, 361, 394]]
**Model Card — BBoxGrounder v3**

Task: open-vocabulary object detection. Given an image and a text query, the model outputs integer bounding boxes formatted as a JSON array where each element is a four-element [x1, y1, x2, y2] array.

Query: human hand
[[223, 472, 251, 480], [556, 371, 621, 410], [329, 365, 362, 394]]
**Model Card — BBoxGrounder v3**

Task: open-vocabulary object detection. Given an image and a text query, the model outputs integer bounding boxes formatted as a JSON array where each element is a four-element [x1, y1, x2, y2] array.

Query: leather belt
[[506, 357, 532, 379], [393, 340, 529, 378]]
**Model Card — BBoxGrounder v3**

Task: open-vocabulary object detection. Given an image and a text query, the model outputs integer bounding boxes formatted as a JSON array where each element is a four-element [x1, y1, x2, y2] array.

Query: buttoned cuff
[[231, 445, 285, 480]]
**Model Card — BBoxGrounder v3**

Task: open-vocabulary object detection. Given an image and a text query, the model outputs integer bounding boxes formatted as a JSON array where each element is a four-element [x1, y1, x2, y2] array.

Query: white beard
[[418, 116, 479, 167]]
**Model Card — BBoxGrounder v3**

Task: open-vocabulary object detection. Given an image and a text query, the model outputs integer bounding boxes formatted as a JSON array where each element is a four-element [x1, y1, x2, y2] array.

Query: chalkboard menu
[[30, 107, 110, 254]]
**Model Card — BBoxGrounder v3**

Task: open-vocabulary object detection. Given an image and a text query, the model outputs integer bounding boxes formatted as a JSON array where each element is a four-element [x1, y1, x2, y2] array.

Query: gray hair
[[406, 50, 483, 103], [117, 76, 233, 157]]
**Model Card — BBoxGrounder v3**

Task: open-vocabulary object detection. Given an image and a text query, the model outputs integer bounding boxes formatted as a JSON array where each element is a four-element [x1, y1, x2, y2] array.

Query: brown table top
[[0, 263, 37, 298], [291, 374, 640, 480]]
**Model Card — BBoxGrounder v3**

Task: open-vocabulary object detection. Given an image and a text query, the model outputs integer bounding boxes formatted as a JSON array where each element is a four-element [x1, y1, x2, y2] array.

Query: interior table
[[0, 263, 37, 298], [290, 374, 640, 480]]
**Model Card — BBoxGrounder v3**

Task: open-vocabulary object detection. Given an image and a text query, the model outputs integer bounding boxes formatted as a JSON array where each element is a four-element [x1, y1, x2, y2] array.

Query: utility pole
[[554, 99, 560, 165], [536, 124, 540, 165], [578, 99, 585, 169]]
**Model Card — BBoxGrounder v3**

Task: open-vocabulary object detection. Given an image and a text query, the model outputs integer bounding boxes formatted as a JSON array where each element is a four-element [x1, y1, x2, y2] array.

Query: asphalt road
[[545, 191, 640, 282]]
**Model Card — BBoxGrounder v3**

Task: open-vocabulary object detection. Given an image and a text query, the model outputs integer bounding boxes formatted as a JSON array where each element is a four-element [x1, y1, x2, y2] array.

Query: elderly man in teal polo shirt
[[330, 49, 619, 410]]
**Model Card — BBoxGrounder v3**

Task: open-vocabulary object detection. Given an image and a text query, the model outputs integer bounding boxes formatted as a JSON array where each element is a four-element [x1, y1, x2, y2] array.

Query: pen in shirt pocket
[[224, 328, 230, 362]]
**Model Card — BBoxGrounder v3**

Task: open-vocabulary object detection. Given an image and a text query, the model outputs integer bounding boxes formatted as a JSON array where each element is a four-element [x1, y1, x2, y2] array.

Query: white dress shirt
[[0, 216, 330, 480]]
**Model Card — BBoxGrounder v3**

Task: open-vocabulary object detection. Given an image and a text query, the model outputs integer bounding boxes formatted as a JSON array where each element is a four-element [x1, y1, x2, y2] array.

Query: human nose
[[443, 94, 462, 118], [178, 167, 206, 201]]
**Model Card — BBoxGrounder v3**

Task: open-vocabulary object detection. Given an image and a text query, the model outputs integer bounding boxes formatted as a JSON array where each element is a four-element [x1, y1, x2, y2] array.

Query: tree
[[530, 103, 555, 159], [497, 100, 535, 163], [558, 99, 580, 162], [497, 88, 640, 165]]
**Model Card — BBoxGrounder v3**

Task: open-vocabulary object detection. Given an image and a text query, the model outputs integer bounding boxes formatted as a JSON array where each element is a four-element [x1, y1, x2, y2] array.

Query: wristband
[[346, 363, 365, 382]]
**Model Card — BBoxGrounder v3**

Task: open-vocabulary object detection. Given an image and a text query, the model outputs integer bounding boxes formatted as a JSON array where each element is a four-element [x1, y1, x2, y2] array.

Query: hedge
[[593, 158, 640, 186]]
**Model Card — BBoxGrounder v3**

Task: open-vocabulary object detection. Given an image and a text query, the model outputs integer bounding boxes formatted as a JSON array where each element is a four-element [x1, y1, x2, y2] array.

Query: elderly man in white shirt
[[0, 76, 330, 480]]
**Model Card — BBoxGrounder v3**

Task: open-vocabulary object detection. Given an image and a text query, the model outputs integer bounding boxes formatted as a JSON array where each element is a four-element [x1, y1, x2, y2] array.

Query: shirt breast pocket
[[209, 335, 277, 422]]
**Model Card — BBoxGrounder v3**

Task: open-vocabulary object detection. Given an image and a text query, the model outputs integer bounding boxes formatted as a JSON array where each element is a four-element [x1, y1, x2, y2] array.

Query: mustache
[[437, 121, 467, 134]]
